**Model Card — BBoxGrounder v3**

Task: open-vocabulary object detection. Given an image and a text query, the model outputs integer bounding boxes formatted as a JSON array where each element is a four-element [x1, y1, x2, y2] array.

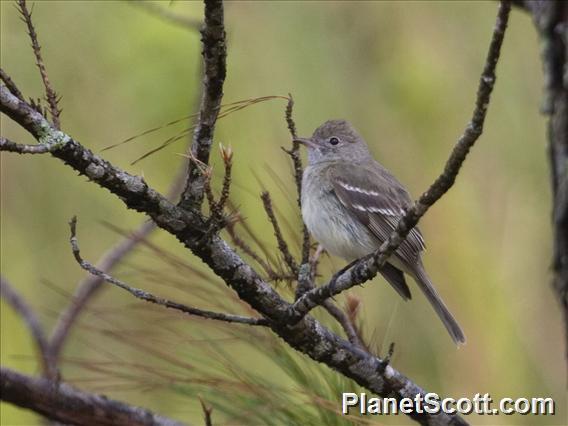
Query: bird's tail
[[413, 266, 466, 345]]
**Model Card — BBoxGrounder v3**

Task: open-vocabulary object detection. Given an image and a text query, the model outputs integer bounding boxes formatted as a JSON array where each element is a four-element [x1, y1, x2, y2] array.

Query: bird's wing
[[328, 162, 425, 267]]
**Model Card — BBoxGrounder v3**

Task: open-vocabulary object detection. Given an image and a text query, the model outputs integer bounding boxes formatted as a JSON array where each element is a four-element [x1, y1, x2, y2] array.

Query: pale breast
[[302, 165, 377, 261]]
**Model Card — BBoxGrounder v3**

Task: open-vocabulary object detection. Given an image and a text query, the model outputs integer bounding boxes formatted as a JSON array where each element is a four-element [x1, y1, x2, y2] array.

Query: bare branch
[[0, 68, 25, 101], [283, 95, 311, 267], [0, 276, 57, 380], [0, 136, 52, 154], [284, 94, 298, 140], [69, 217, 268, 327], [291, 251, 363, 347], [294, 244, 324, 300], [204, 174, 216, 209], [0, 80, 467, 426], [226, 221, 286, 281], [17, 0, 61, 129], [0, 84, 63, 141], [0, 4, 477, 421], [516, 0, 568, 365], [49, 220, 155, 362], [233, 210, 280, 267], [261, 191, 299, 276], [209, 143, 233, 226], [216, 143, 233, 213], [199, 397, 214, 426], [0, 367, 185, 426], [179, 0, 227, 212], [322, 300, 362, 348], [283, 96, 314, 303], [131, 0, 201, 30], [544, 1, 568, 370], [289, 0, 512, 321], [49, 149, 190, 364]]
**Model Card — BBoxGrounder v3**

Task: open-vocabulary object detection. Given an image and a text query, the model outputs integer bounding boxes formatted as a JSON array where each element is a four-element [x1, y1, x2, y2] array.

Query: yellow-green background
[[1, 1, 565, 425]]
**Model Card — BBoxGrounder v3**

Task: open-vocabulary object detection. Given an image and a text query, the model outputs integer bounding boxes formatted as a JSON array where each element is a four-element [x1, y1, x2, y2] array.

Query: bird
[[295, 119, 466, 345]]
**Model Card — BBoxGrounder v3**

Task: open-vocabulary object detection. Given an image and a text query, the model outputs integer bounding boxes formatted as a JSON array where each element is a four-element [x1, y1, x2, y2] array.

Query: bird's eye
[[329, 137, 340, 145]]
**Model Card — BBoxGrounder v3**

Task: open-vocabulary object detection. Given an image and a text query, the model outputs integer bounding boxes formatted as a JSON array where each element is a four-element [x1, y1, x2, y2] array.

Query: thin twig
[[0, 68, 25, 101], [290, 247, 362, 347], [209, 143, 233, 226], [322, 300, 363, 348], [226, 222, 278, 279], [289, 0, 512, 321], [69, 217, 268, 327], [283, 95, 311, 266], [204, 175, 216, 210], [234, 210, 280, 267], [0, 136, 51, 154], [261, 191, 299, 276], [49, 220, 155, 362], [284, 94, 298, 140], [179, 0, 226, 212], [17, 0, 61, 129], [50, 152, 190, 363], [0, 276, 57, 380], [216, 143, 233, 214], [199, 397, 214, 426], [284, 95, 313, 302]]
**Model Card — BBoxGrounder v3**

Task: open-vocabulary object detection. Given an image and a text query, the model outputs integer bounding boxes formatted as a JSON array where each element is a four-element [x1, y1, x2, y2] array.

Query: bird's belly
[[302, 189, 377, 261]]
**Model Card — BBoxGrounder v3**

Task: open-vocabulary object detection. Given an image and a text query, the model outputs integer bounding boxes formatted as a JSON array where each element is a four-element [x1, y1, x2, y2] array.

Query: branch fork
[[287, 0, 511, 324], [0, 1, 514, 425]]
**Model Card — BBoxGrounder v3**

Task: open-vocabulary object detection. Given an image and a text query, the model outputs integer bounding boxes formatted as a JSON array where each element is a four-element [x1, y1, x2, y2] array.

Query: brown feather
[[328, 161, 425, 268]]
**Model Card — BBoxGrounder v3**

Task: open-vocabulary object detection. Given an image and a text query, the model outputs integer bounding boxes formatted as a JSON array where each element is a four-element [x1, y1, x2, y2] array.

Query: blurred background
[[1, 1, 565, 425]]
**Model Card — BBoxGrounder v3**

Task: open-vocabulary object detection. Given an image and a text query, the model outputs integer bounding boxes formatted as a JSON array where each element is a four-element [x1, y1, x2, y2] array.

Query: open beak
[[293, 137, 317, 149]]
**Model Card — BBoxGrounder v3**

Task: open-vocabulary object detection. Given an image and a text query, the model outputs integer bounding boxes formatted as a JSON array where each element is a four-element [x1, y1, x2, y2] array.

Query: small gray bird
[[295, 119, 465, 345]]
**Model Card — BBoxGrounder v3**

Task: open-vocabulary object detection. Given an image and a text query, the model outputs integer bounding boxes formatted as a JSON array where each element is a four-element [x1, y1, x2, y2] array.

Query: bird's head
[[294, 119, 370, 165]]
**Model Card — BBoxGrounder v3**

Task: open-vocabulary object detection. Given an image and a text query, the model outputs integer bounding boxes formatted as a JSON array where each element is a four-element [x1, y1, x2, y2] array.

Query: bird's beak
[[293, 137, 317, 149]]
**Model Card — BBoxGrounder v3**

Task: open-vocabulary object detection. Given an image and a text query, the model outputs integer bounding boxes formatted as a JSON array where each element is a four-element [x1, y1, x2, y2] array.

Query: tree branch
[[0, 84, 66, 144], [517, 0, 568, 365], [261, 186, 359, 343], [0, 68, 25, 101], [225, 221, 279, 280], [0, 136, 52, 154], [289, 0, 512, 321], [322, 299, 363, 348], [261, 191, 299, 276], [69, 216, 268, 327], [17, 0, 61, 129], [0, 367, 185, 426], [0, 0, 498, 421], [0, 277, 57, 380], [283, 97, 316, 301], [179, 0, 226, 212], [1, 80, 467, 423], [199, 397, 214, 426], [283, 95, 311, 267], [209, 143, 233, 226], [48, 219, 156, 363], [49, 137, 191, 365]]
